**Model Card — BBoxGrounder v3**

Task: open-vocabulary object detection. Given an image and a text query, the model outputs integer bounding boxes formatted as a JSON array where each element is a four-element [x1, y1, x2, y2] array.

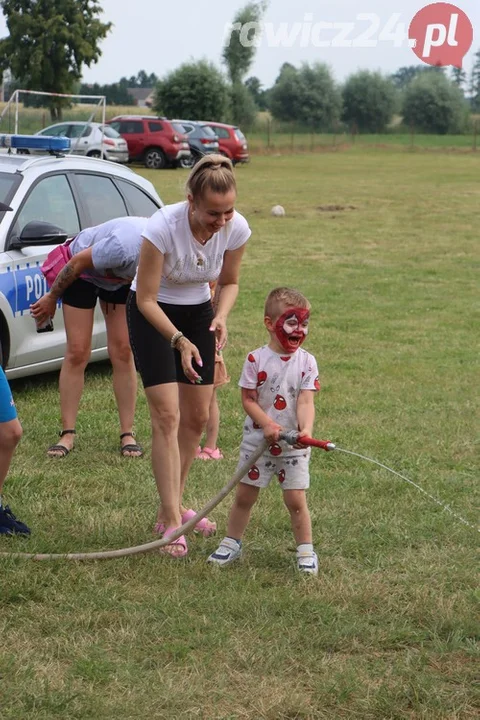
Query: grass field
[[1, 152, 479, 719]]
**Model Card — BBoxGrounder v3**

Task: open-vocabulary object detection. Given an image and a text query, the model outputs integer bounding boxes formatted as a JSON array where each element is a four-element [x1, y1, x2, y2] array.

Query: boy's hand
[[293, 429, 312, 449], [263, 421, 283, 443]]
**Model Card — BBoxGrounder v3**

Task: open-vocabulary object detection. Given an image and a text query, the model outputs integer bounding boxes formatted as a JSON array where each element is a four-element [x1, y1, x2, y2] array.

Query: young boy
[[0, 365, 30, 535], [208, 287, 320, 575]]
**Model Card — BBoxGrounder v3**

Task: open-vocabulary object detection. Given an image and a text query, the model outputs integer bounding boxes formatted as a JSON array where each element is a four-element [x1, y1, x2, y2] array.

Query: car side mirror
[[11, 221, 69, 249]]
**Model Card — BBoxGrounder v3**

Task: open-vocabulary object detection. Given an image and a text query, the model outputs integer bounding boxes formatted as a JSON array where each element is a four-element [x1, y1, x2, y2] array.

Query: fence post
[[267, 117, 271, 150], [473, 119, 478, 152], [291, 122, 295, 152]]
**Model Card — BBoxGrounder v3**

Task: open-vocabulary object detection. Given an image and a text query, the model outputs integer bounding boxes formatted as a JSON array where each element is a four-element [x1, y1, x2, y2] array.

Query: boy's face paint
[[274, 307, 310, 352]]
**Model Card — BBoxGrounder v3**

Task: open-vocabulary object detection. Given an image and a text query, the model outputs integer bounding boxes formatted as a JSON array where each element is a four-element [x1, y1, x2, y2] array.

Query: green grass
[[2, 153, 479, 719]]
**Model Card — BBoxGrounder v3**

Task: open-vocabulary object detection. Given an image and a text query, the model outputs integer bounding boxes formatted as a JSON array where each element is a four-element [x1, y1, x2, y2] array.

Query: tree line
[[0, 0, 479, 134]]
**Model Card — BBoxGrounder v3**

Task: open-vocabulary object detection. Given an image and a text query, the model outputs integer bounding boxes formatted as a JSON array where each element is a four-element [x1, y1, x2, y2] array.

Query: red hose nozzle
[[280, 431, 336, 451]]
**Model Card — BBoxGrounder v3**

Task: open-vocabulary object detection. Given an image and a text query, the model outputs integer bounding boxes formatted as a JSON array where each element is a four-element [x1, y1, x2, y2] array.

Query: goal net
[[0, 89, 106, 148]]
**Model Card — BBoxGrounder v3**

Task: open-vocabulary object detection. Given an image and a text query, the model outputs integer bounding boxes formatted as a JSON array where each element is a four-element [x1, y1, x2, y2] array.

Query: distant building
[[127, 88, 155, 107]]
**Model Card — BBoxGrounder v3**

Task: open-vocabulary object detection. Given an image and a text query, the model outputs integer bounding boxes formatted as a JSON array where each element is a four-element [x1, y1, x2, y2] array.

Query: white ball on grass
[[271, 205, 286, 217]]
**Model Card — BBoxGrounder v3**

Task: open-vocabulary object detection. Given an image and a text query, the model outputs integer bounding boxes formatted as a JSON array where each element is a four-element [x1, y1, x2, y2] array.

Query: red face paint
[[274, 307, 310, 352]]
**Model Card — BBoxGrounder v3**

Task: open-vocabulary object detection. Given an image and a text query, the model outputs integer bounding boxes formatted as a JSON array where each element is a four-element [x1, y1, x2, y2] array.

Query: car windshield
[[234, 128, 246, 141], [0, 172, 21, 207], [171, 122, 187, 134], [99, 125, 121, 138], [200, 126, 217, 138]]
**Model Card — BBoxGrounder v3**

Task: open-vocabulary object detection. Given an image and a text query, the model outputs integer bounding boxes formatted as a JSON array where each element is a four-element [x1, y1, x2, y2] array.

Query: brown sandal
[[47, 429, 76, 458]]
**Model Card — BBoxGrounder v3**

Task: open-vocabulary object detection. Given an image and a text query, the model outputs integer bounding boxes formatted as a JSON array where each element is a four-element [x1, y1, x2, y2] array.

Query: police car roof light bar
[[0, 134, 71, 152]]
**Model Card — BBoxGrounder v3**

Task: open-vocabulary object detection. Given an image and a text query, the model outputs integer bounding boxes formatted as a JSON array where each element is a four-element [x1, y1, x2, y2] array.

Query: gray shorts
[[237, 448, 310, 490]]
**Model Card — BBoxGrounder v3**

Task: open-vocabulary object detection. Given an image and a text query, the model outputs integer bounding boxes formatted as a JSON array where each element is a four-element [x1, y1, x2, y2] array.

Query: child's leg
[[227, 482, 260, 540], [207, 482, 260, 566], [204, 388, 220, 450], [282, 489, 312, 545], [283, 489, 317, 575]]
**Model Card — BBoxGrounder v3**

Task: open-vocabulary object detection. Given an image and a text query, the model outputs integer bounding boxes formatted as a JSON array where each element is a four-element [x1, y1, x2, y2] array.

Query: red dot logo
[[409, 3, 473, 68], [248, 353, 255, 363], [274, 394, 287, 410], [269, 443, 282, 456], [257, 371, 267, 387]]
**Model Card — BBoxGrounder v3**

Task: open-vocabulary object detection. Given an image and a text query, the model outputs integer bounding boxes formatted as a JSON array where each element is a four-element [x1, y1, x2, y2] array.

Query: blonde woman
[[127, 155, 251, 557]]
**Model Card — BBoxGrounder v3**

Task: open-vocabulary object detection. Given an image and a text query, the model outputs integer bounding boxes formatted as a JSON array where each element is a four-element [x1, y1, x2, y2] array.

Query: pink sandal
[[159, 526, 188, 558], [197, 447, 224, 460], [182, 509, 217, 537]]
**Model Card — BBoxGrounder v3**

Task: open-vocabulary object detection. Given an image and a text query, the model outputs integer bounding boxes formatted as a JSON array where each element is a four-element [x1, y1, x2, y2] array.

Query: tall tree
[[269, 62, 342, 130], [342, 71, 397, 132], [222, 1, 267, 84], [0, 0, 111, 120], [450, 66, 467, 89], [469, 49, 480, 111], [154, 60, 230, 121], [403, 72, 468, 134]]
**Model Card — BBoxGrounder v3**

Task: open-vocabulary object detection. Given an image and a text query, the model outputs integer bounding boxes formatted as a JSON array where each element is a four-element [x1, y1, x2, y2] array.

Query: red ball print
[[273, 394, 287, 410], [269, 443, 282, 456], [314, 376, 321, 391], [278, 469, 286, 484], [248, 353, 255, 363], [253, 422, 261, 429], [257, 371, 267, 387], [248, 465, 260, 480]]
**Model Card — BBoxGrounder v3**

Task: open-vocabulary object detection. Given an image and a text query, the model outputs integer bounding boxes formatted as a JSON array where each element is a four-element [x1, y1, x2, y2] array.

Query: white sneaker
[[296, 547, 318, 576], [207, 537, 242, 566]]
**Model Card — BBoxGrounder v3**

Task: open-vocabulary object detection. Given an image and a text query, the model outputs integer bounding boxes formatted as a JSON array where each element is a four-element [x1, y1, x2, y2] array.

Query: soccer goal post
[[0, 89, 106, 135]]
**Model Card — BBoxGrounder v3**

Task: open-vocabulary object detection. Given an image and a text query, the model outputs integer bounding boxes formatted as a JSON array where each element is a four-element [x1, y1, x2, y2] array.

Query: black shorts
[[62, 278, 131, 310], [126, 290, 215, 388]]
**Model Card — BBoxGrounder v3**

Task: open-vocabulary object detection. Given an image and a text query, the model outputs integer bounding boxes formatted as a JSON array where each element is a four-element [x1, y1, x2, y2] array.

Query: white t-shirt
[[131, 201, 251, 304], [70, 216, 147, 291], [239, 345, 320, 455]]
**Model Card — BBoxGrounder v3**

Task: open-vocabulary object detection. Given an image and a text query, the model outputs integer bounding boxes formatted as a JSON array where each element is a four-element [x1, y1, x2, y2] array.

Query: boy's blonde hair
[[186, 154, 236, 200], [264, 287, 311, 320]]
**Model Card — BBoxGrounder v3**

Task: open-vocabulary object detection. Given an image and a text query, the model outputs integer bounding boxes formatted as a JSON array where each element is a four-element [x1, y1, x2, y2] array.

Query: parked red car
[[107, 115, 191, 169], [201, 122, 249, 164]]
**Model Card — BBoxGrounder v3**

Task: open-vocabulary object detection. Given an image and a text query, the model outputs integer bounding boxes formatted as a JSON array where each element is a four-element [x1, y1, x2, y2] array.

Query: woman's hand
[[209, 316, 227, 351], [177, 336, 204, 384], [30, 293, 57, 321]]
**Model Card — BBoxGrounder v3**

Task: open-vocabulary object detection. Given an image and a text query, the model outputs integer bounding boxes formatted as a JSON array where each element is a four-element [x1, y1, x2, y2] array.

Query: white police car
[[0, 134, 162, 378]]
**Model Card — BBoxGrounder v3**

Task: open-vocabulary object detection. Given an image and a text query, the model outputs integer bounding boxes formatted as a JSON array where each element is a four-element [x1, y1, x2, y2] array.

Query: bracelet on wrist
[[170, 330, 184, 349]]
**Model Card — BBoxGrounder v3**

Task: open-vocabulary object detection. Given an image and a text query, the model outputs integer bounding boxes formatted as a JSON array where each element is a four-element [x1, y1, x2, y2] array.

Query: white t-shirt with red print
[[238, 345, 320, 457], [131, 201, 251, 304]]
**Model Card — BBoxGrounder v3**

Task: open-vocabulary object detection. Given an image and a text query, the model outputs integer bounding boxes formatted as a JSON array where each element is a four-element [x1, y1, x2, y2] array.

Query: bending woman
[[31, 216, 147, 458], [127, 155, 251, 557]]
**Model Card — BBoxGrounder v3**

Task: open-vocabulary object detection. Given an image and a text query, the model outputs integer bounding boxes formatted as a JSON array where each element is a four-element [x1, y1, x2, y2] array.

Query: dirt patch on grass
[[317, 204, 357, 212]]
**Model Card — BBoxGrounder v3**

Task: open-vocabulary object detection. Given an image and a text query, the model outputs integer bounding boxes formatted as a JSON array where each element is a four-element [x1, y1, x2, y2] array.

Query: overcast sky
[[1, 0, 479, 88]]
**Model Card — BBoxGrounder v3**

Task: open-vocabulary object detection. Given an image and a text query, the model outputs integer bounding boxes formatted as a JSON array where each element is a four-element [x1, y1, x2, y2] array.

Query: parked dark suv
[[107, 115, 191, 169], [172, 120, 220, 168]]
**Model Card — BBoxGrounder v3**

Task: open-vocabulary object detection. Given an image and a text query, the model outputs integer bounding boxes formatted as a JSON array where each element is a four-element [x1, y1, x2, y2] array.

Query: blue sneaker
[[0, 505, 31, 536], [207, 537, 242, 566]]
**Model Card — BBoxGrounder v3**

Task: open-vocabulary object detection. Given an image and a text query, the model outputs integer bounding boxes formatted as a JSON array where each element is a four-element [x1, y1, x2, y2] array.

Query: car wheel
[[144, 148, 166, 170], [87, 150, 102, 159], [179, 155, 195, 169]]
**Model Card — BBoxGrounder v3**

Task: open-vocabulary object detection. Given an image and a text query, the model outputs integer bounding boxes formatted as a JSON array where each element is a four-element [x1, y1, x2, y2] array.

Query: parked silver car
[[18, 122, 129, 163]]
